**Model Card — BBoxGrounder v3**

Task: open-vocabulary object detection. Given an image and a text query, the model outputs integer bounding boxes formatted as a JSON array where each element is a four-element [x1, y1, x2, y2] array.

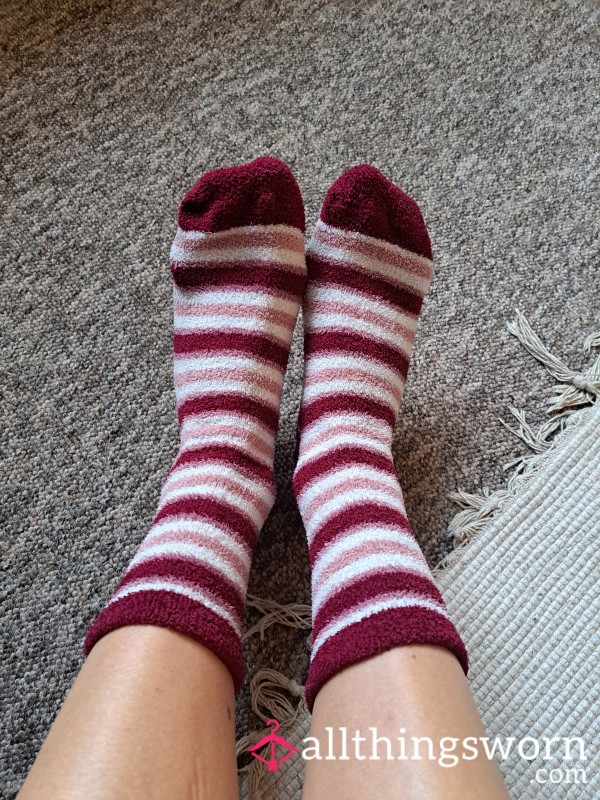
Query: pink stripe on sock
[[305, 298, 416, 346], [174, 368, 281, 398], [161, 472, 272, 516], [314, 537, 427, 589], [137, 530, 249, 583], [313, 221, 433, 279], [179, 424, 274, 459], [180, 417, 275, 452], [173, 226, 304, 256], [174, 302, 298, 328], [299, 421, 391, 454], [303, 366, 402, 406], [302, 474, 404, 519]]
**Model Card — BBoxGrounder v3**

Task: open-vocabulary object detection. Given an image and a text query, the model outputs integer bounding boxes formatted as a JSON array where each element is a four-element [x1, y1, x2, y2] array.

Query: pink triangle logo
[[246, 719, 298, 772]]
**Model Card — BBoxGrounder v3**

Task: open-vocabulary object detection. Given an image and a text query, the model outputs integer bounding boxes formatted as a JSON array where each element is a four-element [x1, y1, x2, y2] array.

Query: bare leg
[[302, 644, 510, 800], [18, 627, 239, 800]]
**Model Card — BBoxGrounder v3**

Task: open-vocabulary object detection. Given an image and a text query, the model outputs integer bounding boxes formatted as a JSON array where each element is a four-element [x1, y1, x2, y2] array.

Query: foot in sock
[[85, 157, 306, 693], [293, 165, 468, 710]]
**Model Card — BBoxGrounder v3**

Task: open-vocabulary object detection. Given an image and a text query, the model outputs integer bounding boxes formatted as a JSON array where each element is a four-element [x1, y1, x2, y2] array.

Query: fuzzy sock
[[293, 165, 468, 710], [85, 157, 306, 692]]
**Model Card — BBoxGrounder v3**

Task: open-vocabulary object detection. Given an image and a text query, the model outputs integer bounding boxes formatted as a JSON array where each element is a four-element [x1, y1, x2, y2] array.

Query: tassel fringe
[[245, 595, 312, 641], [436, 312, 598, 571]]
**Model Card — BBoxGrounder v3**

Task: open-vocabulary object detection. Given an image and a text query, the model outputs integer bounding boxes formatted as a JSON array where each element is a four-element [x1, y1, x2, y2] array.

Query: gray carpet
[[1, 0, 598, 795]]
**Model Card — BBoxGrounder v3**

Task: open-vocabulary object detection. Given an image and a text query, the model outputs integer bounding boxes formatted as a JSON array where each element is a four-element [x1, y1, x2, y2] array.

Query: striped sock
[[293, 165, 468, 710], [85, 157, 306, 692]]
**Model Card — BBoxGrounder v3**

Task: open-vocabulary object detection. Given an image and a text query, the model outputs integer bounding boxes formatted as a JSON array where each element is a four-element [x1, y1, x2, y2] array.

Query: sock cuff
[[304, 605, 469, 710], [85, 590, 246, 694]]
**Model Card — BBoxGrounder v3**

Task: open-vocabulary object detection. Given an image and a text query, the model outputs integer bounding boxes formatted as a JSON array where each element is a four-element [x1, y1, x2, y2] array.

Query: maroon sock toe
[[178, 156, 305, 233], [319, 164, 432, 259]]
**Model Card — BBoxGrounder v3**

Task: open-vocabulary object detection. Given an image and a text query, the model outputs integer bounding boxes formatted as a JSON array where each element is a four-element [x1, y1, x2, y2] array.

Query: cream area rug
[[237, 314, 600, 799], [435, 316, 600, 799]]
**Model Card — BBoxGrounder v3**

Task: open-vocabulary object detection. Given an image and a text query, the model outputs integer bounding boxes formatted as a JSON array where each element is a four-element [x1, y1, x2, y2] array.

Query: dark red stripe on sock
[[153, 497, 257, 548], [174, 332, 290, 370], [297, 394, 397, 437], [308, 256, 423, 316], [171, 262, 306, 298], [177, 392, 279, 430], [309, 502, 412, 565], [293, 444, 397, 495], [313, 571, 445, 634], [304, 330, 410, 377], [174, 444, 273, 485], [118, 556, 244, 618]]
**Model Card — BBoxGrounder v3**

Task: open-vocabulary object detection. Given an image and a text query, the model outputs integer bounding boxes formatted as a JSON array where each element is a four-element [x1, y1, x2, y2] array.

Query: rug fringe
[[436, 312, 599, 572], [507, 310, 599, 414], [245, 595, 312, 640]]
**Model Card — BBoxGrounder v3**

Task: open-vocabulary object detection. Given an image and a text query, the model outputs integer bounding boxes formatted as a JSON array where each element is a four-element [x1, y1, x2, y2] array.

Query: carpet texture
[[1, 0, 598, 795]]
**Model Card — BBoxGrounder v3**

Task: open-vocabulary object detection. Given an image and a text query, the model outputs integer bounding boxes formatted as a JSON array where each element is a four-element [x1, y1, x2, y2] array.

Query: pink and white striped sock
[[85, 157, 306, 692], [293, 165, 468, 710]]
